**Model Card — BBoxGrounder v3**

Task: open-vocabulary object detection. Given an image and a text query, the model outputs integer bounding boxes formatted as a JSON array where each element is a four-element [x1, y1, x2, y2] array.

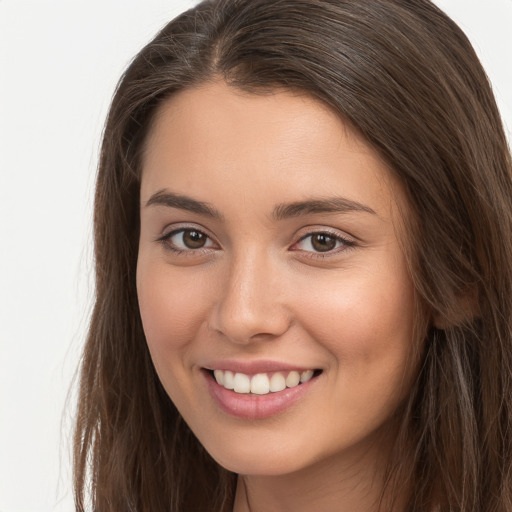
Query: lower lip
[[204, 371, 319, 420]]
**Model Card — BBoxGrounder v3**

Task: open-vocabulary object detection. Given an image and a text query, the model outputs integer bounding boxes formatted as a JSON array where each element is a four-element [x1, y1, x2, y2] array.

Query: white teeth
[[285, 371, 300, 388], [300, 370, 314, 383], [233, 373, 251, 393], [223, 370, 235, 390], [269, 372, 286, 392], [213, 369, 224, 385], [213, 369, 317, 395], [251, 373, 270, 395]]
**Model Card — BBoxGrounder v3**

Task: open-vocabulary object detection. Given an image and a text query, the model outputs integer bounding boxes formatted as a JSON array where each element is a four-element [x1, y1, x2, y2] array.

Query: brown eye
[[293, 231, 354, 255], [161, 228, 216, 252], [182, 230, 207, 249], [310, 233, 337, 252]]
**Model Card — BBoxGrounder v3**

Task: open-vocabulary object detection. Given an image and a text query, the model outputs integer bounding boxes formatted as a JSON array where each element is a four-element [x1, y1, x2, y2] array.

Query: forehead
[[140, 81, 406, 221]]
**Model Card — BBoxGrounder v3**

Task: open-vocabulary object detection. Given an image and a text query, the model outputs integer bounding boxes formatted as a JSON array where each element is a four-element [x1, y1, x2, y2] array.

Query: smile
[[204, 366, 323, 419], [212, 369, 316, 395]]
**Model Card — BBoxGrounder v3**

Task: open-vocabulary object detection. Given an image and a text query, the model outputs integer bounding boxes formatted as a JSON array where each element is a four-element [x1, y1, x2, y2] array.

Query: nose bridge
[[211, 245, 289, 343]]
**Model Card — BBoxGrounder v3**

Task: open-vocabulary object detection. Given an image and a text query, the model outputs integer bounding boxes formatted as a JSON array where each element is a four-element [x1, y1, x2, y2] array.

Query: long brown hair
[[74, 1, 512, 510]]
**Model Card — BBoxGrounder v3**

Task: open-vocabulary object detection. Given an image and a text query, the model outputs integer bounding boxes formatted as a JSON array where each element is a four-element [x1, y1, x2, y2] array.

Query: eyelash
[[292, 230, 356, 258], [156, 227, 356, 258], [156, 227, 217, 256]]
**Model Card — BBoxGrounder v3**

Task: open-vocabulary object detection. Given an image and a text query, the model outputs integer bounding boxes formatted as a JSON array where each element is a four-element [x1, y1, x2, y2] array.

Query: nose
[[209, 249, 291, 344]]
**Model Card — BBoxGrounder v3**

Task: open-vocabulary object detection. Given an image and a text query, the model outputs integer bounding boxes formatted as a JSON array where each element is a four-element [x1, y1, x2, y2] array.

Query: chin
[[199, 433, 323, 477], [201, 443, 307, 476], [215, 454, 307, 477]]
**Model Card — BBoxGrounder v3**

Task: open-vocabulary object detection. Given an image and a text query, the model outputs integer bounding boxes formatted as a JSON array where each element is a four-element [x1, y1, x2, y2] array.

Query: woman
[[73, 0, 512, 510]]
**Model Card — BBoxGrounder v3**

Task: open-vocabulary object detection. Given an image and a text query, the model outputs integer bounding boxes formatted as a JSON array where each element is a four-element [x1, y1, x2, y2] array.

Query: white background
[[0, 1, 510, 511]]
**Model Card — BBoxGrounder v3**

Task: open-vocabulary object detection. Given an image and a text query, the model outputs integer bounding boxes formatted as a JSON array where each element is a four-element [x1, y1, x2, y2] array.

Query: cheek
[[295, 275, 416, 444], [136, 259, 211, 361], [296, 263, 416, 382]]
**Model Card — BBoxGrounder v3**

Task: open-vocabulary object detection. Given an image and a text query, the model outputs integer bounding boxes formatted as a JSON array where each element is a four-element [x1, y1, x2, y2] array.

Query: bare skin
[[137, 81, 416, 512]]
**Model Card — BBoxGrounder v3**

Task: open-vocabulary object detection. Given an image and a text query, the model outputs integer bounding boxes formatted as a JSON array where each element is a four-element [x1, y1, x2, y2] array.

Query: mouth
[[203, 366, 323, 419], [204, 368, 323, 395]]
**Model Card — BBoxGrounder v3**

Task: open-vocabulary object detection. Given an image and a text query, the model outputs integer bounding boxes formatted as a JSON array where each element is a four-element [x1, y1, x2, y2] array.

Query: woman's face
[[137, 81, 417, 476]]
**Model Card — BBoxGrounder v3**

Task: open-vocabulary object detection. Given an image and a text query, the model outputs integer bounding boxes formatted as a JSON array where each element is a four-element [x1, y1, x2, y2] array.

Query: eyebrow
[[272, 197, 376, 220], [145, 190, 224, 220], [145, 189, 376, 220]]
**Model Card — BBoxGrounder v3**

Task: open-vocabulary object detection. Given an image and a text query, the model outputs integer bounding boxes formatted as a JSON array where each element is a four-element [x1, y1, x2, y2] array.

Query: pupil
[[183, 230, 206, 249], [312, 234, 336, 252]]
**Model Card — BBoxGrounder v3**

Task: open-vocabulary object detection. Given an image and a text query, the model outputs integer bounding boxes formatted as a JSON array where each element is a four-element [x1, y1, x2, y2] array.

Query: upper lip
[[202, 359, 319, 375]]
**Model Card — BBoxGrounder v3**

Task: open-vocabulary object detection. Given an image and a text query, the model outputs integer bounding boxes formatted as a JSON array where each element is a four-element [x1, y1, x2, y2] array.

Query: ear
[[432, 288, 479, 329]]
